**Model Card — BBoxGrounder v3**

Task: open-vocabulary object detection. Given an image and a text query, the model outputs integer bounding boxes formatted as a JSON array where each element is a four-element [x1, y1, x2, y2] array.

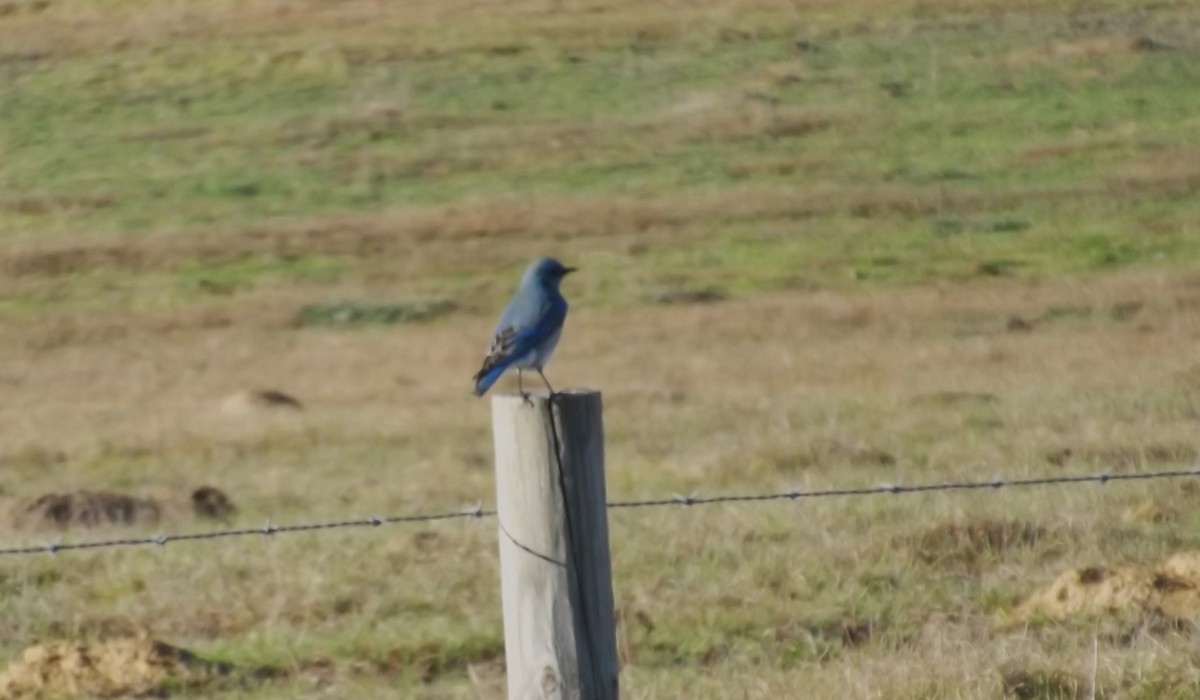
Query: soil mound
[[1015, 551, 1200, 622], [12, 491, 161, 530], [12, 487, 238, 530], [191, 486, 236, 520], [0, 635, 231, 698]]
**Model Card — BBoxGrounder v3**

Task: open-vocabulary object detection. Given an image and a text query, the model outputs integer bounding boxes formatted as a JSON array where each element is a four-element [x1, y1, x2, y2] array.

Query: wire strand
[[2, 467, 1197, 557]]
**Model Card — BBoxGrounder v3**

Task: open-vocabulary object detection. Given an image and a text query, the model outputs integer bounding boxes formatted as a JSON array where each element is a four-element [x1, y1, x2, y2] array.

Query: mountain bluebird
[[472, 257, 576, 397]]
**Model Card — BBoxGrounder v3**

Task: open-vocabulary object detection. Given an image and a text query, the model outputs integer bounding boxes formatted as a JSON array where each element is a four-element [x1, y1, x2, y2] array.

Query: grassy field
[[3, 0, 1200, 697]]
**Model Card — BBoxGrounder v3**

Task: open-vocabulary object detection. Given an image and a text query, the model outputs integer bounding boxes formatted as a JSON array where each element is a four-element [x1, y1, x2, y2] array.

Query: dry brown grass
[[5, 0, 1200, 696], [0, 0, 901, 56], [4, 262, 1200, 696], [5, 0, 1188, 65], [1006, 35, 1160, 67], [4, 265, 1198, 474]]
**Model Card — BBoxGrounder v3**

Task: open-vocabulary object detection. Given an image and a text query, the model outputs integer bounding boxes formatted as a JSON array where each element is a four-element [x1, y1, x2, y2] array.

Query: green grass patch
[[296, 300, 457, 327], [178, 256, 350, 296]]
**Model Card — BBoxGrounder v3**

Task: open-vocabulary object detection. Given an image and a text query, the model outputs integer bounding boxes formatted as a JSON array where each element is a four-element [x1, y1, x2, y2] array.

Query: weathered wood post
[[491, 390, 619, 700]]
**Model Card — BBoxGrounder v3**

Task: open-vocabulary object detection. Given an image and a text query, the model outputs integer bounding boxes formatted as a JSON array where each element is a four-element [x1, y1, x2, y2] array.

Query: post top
[[490, 388, 601, 406]]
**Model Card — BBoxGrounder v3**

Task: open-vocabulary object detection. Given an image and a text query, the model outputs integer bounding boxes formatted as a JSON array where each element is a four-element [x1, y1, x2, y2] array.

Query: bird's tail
[[472, 363, 509, 397]]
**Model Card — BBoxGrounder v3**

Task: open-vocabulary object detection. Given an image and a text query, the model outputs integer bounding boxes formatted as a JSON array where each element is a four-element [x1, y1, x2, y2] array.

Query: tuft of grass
[[296, 300, 457, 328]]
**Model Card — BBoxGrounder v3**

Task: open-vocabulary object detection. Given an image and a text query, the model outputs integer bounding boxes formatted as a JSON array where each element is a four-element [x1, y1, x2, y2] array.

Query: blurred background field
[[2, 0, 1200, 697]]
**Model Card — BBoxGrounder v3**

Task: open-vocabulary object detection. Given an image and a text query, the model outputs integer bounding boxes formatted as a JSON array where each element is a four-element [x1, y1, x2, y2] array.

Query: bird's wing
[[473, 294, 566, 381], [474, 325, 522, 381]]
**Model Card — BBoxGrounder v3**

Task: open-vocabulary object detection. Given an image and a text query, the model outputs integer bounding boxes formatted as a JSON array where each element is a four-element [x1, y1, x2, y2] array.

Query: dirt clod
[[12, 491, 161, 530], [191, 486, 236, 520], [1006, 315, 1034, 333]]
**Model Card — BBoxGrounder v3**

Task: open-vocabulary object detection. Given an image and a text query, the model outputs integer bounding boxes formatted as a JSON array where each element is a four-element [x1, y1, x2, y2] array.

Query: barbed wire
[[1, 467, 1198, 558], [0, 505, 493, 557], [607, 467, 1200, 508]]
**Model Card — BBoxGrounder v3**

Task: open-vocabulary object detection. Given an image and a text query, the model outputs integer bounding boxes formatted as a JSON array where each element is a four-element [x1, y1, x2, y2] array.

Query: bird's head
[[522, 256, 577, 290]]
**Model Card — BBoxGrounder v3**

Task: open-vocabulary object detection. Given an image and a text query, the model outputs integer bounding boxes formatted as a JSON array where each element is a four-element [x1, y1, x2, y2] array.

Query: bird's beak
[[563, 267, 578, 275]]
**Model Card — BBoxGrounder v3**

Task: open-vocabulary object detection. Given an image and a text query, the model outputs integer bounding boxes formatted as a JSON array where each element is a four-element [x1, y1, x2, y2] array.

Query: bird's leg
[[537, 369, 556, 397], [518, 370, 533, 405]]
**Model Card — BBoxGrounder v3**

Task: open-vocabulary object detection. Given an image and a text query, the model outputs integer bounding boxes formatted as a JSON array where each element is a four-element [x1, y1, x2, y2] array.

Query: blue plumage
[[473, 257, 575, 397]]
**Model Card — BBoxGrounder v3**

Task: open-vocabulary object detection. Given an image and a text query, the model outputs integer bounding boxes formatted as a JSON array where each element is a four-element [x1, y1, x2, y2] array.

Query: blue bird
[[473, 257, 576, 397]]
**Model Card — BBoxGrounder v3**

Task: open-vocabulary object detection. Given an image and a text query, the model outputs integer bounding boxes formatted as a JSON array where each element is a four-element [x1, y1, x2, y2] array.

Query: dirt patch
[[0, 445, 67, 469], [908, 391, 1000, 407], [1014, 551, 1200, 622], [726, 156, 835, 179], [191, 486, 236, 520], [1012, 135, 1128, 168], [219, 389, 304, 415], [12, 491, 162, 531], [647, 286, 728, 305], [1110, 148, 1200, 193], [0, 194, 116, 218], [685, 107, 838, 142], [0, 635, 236, 699], [1007, 315, 1034, 332], [2, 242, 146, 277], [11, 487, 238, 530]]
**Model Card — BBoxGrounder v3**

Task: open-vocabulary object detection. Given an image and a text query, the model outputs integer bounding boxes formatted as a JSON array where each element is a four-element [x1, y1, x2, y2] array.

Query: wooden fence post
[[491, 390, 619, 700]]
